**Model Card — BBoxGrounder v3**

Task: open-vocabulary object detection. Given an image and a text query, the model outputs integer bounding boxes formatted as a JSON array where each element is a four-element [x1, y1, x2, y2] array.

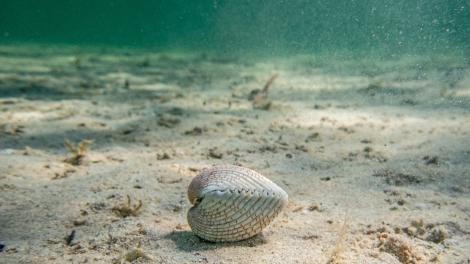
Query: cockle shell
[[187, 165, 288, 242]]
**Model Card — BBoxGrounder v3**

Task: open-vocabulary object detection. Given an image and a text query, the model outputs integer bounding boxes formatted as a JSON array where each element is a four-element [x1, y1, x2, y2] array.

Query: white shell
[[187, 165, 288, 242]]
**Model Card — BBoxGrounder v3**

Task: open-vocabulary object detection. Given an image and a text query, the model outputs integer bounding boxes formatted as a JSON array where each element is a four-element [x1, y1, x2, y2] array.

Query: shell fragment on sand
[[187, 165, 288, 242]]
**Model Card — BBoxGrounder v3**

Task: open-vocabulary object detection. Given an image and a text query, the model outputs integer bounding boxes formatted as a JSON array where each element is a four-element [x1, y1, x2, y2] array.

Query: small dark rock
[[73, 219, 86, 226], [248, 89, 261, 100], [401, 99, 417, 105], [397, 199, 406, 206], [65, 230, 76, 246], [158, 116, 180, 128], [122, 129, 134, 135], [426, 227, 448, 243], [302, 234, 320, 240], [295, 145, 308, 152], [168, 107, 184, 116], [363, 146, 373, 153], [157, 153, 171, 160], [89, 202, 106, 212], [313, 104, 325, 109], [305, 132, 320, 142], [338, 126, 354, 134], [308, 204, 324, 212], [137, 58, 150, 67], [184, 127, 203, 136], [173, 205, 182, 212], [208, 148, 223, 159], [259, 145, 277, 153], [423, 155, 439, 165]]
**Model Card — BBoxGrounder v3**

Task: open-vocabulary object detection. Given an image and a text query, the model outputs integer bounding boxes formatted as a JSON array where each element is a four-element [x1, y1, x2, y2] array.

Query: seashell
[[187, 164, 288, 242]]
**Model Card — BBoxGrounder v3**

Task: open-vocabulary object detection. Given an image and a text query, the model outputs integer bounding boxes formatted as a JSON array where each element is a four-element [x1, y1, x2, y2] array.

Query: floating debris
[[251, 74, 279, 110], [64, 230, 76, 246]]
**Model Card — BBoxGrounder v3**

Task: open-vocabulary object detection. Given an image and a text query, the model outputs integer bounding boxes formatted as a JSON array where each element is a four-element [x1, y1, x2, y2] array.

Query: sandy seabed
[[0, 45, 469, 264]]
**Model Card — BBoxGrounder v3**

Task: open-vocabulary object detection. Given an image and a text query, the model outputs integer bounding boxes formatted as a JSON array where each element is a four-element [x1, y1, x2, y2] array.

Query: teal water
[[1, 0, 469, 56]]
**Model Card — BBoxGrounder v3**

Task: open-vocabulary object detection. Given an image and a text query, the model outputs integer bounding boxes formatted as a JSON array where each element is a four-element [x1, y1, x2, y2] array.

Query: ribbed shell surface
[[187, 165, 288, 242]]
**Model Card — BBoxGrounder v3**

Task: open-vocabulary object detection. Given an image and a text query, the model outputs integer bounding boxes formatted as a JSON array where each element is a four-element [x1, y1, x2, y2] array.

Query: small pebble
[[208, 148, 223, 159], [157, 153, 171, 160]]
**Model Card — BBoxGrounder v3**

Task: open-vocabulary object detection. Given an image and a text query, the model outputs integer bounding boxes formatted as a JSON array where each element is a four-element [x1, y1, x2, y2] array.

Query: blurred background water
[[1, 0, 468, 57]]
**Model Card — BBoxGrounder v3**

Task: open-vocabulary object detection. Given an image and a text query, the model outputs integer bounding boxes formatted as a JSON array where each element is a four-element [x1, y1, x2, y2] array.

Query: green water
[[1, 0, 469, 56]]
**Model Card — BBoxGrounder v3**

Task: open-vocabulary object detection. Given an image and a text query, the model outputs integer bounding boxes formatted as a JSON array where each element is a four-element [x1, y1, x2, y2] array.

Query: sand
[[0, 44, 469, 264]]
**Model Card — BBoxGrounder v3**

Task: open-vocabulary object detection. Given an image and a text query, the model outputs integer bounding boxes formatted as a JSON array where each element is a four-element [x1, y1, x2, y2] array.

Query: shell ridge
[[196, 189, 261, 227], [208, 193, 264, 229], [208, 189, 279, 231], [193, 189, 250, 226]]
